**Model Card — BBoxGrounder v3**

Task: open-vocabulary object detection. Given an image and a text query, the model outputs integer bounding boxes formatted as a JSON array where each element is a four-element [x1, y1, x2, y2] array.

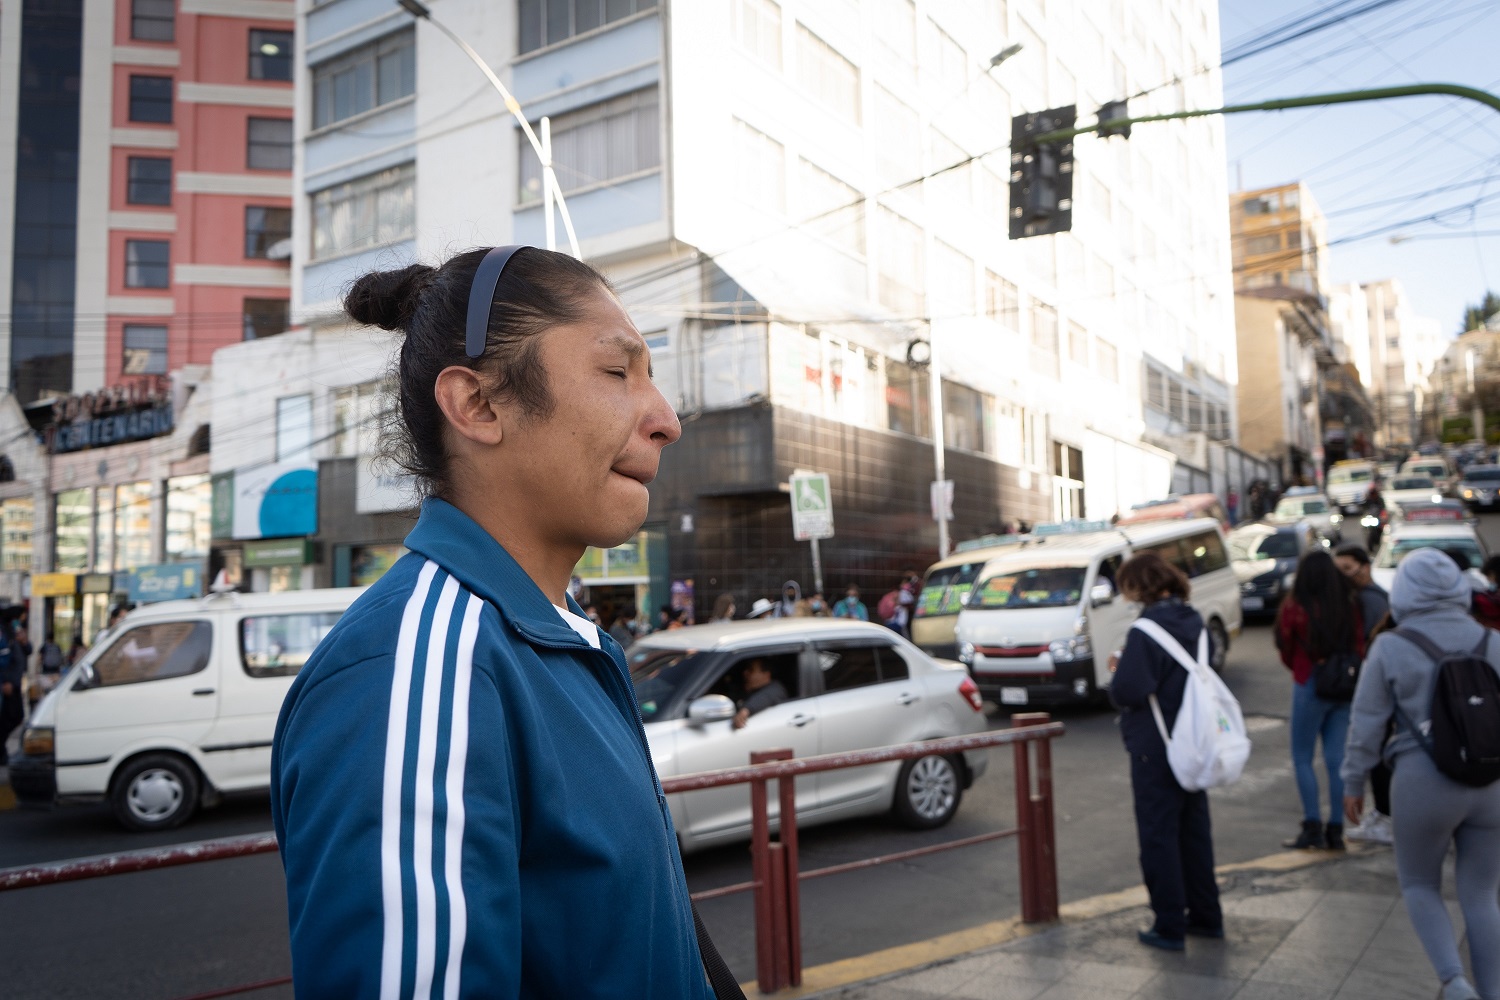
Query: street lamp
[[395, 0, 580, 257]]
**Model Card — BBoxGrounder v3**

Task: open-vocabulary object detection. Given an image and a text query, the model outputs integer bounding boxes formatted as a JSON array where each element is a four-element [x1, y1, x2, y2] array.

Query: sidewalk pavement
[[775, 844, 1464, 1000]]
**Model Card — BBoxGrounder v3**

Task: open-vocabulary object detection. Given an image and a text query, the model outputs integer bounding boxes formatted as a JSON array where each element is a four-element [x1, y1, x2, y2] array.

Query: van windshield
[[915, 563, 983, 617], [968, 567, 1087, 609], [1329, 468, 1372, 484]]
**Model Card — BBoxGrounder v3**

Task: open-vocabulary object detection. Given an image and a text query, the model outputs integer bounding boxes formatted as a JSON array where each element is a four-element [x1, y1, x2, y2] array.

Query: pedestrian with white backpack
[[1109, 552, 1232, 952], [1342, 549, 1500, 1000]]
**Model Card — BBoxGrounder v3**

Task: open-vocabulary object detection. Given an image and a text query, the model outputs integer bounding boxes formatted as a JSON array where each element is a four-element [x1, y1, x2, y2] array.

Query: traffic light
[[1096, 99, 1131, 138], [1008, 106, 1076, 240]]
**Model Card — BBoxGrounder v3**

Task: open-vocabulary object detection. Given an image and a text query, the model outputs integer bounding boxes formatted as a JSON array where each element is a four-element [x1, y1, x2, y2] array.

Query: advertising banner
[[356, 454, 420, 514], [232, 461, 318, 540], [128, 564, 202, 604]]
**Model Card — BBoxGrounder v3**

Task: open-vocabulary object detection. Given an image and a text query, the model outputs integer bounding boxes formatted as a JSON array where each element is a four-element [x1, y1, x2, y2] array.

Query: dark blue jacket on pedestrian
[[1109, 598, 1205, 756], [272, 498, 712, 999]]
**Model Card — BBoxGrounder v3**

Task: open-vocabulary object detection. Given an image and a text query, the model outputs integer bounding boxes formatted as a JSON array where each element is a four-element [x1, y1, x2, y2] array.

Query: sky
[[1217, 0, 1500, 335]]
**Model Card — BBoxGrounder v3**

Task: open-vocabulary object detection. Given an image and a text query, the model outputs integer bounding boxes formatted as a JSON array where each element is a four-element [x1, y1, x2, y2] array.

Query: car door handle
[[898, 693, 920, 706], [789, 713, 815, 727], [192, 688, 215, 696]]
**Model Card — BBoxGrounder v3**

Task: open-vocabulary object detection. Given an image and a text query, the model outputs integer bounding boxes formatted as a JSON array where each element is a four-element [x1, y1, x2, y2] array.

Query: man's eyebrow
[[601, 333, 655, 378]]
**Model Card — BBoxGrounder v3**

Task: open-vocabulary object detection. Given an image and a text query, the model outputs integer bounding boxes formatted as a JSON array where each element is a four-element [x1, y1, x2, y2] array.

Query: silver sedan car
[[628, 618, 990, 853]]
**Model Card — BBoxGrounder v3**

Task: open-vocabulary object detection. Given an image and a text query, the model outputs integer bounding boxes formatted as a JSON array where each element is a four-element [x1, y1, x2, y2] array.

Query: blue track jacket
[[272, 498, 712, 999]]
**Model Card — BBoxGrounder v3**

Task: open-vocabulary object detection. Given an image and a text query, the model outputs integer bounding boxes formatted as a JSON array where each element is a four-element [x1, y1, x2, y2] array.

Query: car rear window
[[1466, 468, 1500, 482], [1392, 477, 1434, 490], [241, 612, 343, 678], [1377, 537, 1484, 569]]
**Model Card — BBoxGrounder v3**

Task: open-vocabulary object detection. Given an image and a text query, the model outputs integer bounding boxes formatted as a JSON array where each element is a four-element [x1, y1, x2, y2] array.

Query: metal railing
[[0, 714, 1062, 996]]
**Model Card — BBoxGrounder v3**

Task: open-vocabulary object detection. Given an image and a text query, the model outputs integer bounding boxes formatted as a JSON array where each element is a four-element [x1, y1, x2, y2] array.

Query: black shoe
[[1185, 922, 1225, 939], [1324, 823, 1345, 851], [1283, 820, 1325, 850], [1138, 929, 1186, 952]]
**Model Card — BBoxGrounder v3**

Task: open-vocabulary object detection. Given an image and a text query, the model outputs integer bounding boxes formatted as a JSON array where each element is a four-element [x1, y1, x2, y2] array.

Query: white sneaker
[[1347, 811, 1394, 844]]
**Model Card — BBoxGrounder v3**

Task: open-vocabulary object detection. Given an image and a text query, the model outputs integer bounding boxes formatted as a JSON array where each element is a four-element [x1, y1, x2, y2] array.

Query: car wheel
[[893, 753, 962, 830], [1207, 618, 1230, 674], [111, 753, 200, 832]]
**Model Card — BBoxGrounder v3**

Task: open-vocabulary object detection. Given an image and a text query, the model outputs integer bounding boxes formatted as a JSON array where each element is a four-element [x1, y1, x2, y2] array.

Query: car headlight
[[1464, 489, 1474, 498], [1330, 513, 1343, 524], [958, 641, 975, 665], [1048, 634, 1093, 662], [1361, 515, 1380, 527], [21, 726, 53, 756]]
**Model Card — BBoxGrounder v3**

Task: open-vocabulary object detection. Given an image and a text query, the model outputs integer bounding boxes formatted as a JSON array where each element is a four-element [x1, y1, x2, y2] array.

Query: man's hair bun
[[344, 263, 435, 331]]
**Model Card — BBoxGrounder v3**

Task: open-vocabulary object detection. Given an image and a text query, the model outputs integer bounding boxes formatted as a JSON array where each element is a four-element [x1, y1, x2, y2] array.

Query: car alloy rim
[[908, 756, 957, 820], [1210, 623, 1228, 670], [128, 768, 184, 821]]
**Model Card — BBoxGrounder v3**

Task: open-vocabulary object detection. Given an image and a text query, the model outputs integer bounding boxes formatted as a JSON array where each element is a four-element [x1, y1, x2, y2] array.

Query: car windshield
[[968, 566, 1086, 609], [916, 562, 983, 617], [628, 645, 711, 722], [1376, 537, 1484, 570], [1391, 477, 1435, 490], [1329, 468, 1372, 484], [1273, 498, 1326, 517], [1465, 468, 1500, 482], [1251, 533, 1300, 560]]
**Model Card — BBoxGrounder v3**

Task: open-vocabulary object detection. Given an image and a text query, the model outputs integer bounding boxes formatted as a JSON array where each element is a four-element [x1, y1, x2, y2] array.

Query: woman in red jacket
[[1275, 549, 1365, 851]]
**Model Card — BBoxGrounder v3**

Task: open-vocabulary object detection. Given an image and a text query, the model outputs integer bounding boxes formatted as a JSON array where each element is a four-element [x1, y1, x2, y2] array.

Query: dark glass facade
[[10, 0, 83, 404]]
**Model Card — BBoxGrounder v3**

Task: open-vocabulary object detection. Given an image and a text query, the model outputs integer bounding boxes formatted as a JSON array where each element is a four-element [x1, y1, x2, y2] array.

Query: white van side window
[[241, 612, 343, 679], [1184, 530, 1230, 576], [93, 622, 212, 686]]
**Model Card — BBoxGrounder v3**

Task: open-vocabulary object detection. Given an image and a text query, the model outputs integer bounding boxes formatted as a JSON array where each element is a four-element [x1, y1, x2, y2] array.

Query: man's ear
[[434, 366, 503, 446]]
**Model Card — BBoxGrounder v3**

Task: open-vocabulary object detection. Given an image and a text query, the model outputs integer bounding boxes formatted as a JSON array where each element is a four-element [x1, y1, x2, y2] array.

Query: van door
[[202, 608, 343, 791], [54, 620, 216, 785], [1086, 554, 1135, 689]]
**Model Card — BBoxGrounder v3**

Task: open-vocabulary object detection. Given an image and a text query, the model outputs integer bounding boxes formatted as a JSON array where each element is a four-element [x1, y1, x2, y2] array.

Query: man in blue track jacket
[[272, 247, 714, 998]]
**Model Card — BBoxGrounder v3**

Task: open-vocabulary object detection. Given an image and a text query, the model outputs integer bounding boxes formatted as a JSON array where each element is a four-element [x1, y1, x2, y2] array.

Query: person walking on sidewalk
[[1342, 549, 1500, 1000], [1108, 552, 1223, 952], [1334, 543, 1394, 845], [1275, 549, 1365, 851]]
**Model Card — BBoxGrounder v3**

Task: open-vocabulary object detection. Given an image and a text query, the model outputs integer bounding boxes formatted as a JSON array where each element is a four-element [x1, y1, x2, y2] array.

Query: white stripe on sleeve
[[442, 593, 483, 1000], [380, 560, 439, 1000]]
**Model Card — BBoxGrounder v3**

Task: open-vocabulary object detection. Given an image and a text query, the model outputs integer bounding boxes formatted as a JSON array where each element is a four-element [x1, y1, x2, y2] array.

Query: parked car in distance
[[1326, 460, 1379, 514], [627, 618, 989, 853], [1457, 464, 1500, 511], [1377, 462, 1400, 484], [1400, 456, 1454, 496], [1384, 475, 1444, 509], [1372, 521, 1490, 593], [1230, 522, 1322, 616], [1264, 492, 1342, 540], [10, 588, 365, 830]]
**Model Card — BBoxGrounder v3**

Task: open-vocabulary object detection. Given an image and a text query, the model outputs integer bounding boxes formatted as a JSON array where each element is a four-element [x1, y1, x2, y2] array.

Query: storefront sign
[[243, 538, 314, 568], [45, 380, 175, 454], [30, 573, 78, 598], [356, 454, 420, 514], [81, 573, 115, 595], [211, 473, 234, 539], [232, 461, 318, 540], [128, 563, 202, 604]]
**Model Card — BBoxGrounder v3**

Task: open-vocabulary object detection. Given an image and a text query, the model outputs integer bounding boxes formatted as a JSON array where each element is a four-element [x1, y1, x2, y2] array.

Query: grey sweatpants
[[1391, 750, 1500, 999]]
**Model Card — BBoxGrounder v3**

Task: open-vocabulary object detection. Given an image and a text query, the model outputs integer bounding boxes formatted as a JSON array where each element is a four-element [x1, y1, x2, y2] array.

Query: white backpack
[[1132, 618, 1251, 792]]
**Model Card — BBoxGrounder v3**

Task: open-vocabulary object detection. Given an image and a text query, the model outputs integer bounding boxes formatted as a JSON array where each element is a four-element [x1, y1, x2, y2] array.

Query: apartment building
[[1364, 277, 1447, 449], [212, 0, 1244, 618]]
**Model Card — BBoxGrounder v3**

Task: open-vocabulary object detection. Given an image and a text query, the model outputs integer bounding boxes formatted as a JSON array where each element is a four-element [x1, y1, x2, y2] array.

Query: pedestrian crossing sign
[[790, 472, 834, 541]]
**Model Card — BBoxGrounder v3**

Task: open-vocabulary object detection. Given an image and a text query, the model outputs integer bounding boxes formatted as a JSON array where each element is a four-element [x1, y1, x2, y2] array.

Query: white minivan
[[10, 587, 364, 830], [954, 519, 1241, 707]]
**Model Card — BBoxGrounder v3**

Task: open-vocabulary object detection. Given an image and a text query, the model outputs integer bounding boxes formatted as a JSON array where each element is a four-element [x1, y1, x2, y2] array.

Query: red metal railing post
[[777, 750, 803, 986], [1012, 712, 1057, 923], [749, 768, 775, 991], [1032, 718, 1059, 921], [1011, 718, 1037, 922], [752, 747, 796, 992]]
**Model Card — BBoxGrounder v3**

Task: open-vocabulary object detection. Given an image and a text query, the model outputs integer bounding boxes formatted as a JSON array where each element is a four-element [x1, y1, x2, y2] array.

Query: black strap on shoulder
[[1390, 627, 1444, 663], [692, 901, 747, 1000]]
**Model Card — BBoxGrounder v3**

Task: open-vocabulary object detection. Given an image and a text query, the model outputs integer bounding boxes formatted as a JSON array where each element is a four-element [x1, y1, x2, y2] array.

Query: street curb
[[744, 844, 1374, 998]]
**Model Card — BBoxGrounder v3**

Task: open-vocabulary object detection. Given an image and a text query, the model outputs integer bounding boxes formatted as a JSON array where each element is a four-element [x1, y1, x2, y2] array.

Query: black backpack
[[1391, 629, 1500, 788], [1313, 651, 1361, 702]]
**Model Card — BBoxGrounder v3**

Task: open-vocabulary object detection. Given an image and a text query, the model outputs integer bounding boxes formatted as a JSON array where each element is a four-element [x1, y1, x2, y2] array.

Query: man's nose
[[644, 383, 682, 446]]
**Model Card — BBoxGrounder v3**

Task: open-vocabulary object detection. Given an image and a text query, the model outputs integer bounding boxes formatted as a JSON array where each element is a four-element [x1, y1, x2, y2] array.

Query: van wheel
[[1207, 618, 1229, 674], [893, 754, 962, 829], [111, 754, 200, 832]]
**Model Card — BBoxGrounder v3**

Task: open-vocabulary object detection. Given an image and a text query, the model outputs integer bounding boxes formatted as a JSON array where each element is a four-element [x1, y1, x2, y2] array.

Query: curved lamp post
[[396, 0, 581, 257]]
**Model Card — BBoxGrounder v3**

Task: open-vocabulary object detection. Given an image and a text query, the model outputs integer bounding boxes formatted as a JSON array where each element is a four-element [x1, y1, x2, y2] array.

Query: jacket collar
[[403, 497, 595, 651]]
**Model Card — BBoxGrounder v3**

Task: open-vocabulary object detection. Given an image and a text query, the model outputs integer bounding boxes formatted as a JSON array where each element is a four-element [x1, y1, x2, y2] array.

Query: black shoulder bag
[[693, 902, 748, 999]]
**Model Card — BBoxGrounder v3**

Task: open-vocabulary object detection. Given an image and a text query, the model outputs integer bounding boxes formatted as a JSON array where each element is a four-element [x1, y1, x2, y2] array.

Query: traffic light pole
[[1039, 82, 1500, 147]]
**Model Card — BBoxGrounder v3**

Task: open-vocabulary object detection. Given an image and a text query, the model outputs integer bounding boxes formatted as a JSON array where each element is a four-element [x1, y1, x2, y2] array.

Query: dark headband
[[465, 245, 527, 358]]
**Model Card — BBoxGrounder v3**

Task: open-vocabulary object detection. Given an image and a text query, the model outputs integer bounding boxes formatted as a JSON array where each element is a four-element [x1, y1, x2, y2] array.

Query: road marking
[[1243, 714, 1287, 733], [745, 846, 1360, 998]]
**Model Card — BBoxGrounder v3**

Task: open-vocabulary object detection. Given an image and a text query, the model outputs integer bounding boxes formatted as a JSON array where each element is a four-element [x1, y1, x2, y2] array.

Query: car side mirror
[[686, 694, 736, 726], [1090, 581, 1116, 607], [73, 662, 97, 690]]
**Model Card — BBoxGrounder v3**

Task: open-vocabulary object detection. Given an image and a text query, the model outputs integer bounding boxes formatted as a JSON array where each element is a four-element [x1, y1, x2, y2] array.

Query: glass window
[[798, 158, 864, 258], [128, 75, 173, 123], [518, 0, 658, 54], [277, 394, 313, 463], [94, 621, 212, 686], [126, 157, 171, 205], [733, 119, 785, 214], [1377, 537, 1483, 570], [123, 324, 168, 374], [241, 612, 343, 678], [54, 489, 91, 573], [1, 497, 33, 572], [1030, 301, 1059, 378], [166, 474, 211, 562], [1067, 323, 1089, 366], [916, 562, 983, 617], [1186, 531, 1229, 575], [970, 566, 1086, 609], [518, 89, 659, 203], [1095, 338, 1118, 382], [243, 297, 289, 340], [795, 24, 860, 123], [311, 163, 414, 260], [332, 381, 383, 457], [876, 206, 924, 317], [943, 380, 987, 453], [311, 30, 413, 129], [124, 239, 170, 288], [985, 271, 1019, 330], [131, 0, 174, 41], [114, 481, 153, 570], [249, 29, 293, 82], [247, 117, 293, 170], [732, 0, 782, 68], [245, 206, 291, 258], [817, 643, 881, 692], [94, 489, 115, 573], [351, 544, 405, 586]]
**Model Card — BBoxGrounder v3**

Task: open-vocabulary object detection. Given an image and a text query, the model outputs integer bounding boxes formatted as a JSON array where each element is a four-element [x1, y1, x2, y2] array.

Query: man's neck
[[452, 495, 583, 607]]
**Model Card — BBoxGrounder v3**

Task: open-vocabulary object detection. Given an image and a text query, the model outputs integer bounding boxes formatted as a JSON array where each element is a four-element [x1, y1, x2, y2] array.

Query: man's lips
[[612, 465, 656, 486]]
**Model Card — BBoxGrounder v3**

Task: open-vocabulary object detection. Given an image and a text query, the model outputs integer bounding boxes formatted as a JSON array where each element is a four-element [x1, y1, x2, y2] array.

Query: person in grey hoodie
[[1342, 548, 1500, 1000]]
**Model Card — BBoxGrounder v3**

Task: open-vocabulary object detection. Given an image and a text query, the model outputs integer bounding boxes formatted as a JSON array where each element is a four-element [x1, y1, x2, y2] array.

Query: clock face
[[907, 340, 932, 366]]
